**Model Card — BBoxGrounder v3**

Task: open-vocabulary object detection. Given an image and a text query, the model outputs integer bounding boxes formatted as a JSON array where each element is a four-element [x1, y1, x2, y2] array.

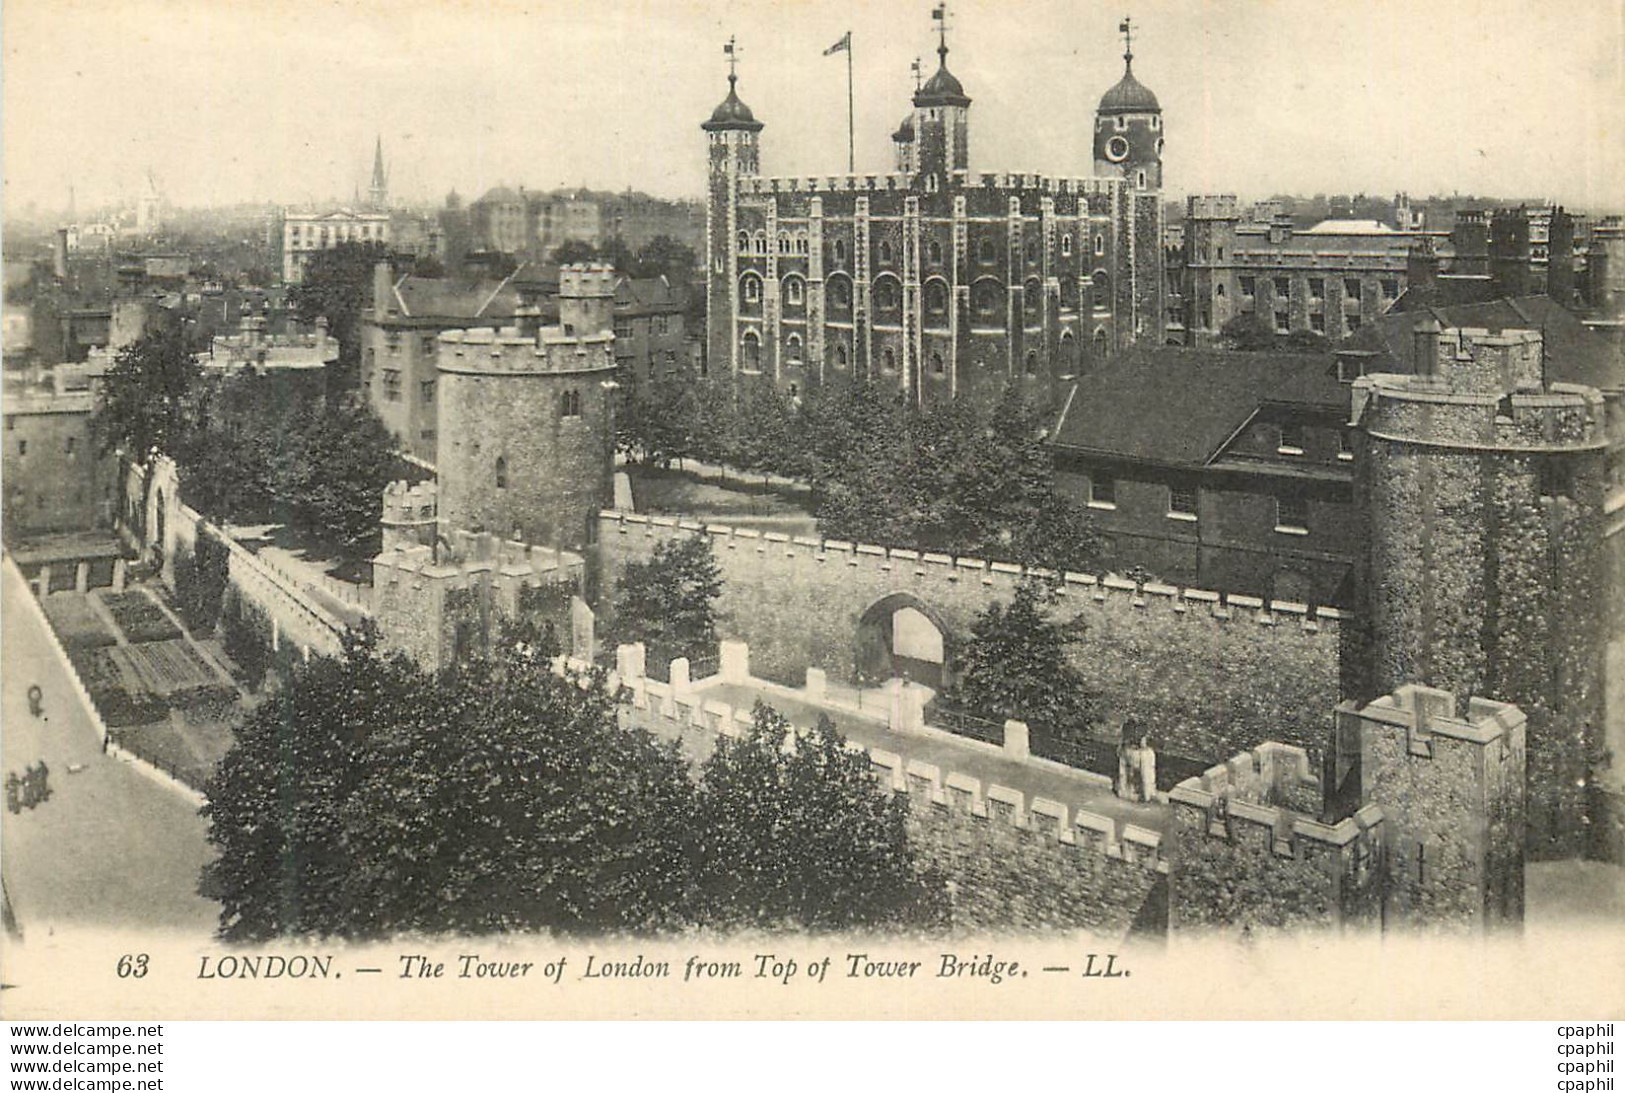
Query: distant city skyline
[[3, 0, 1622, 219]]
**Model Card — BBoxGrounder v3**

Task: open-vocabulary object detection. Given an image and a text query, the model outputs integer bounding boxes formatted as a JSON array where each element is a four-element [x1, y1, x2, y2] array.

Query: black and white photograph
[[1, 0, 1622, 1037]]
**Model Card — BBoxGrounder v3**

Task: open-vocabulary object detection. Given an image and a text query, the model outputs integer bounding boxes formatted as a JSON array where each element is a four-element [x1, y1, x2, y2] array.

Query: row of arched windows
[[734, 229, 1111, 270], [740, 270, 1113, 316], [737, 327, 1104, 374]]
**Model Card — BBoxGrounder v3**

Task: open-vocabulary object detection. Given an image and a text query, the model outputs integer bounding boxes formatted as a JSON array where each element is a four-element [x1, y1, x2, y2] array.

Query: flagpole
[[846, 35, 855, 173]]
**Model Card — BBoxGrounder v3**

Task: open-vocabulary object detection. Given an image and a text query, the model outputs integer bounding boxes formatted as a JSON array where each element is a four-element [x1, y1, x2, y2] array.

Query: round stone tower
[[1351, 323, 1610, 860], [434, 263, 617, 553]]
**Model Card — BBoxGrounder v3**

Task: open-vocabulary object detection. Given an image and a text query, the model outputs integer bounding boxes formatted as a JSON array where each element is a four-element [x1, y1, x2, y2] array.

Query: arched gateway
[[854, 593, 950, 690]]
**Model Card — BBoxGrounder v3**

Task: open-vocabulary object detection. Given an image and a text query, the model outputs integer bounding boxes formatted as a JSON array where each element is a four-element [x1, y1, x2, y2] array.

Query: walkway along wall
[[597, 511, 1345, 768], [122, 456, 347, 662]]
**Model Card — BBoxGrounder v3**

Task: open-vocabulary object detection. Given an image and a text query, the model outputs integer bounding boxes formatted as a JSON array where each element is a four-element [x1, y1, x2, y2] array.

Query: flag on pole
[[824, 31, 851, 56], [1119, 19, 1130, 33]]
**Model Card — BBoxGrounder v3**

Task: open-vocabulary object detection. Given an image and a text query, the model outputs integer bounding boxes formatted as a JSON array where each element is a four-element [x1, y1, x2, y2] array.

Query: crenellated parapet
[[736, 172, 1123, 200], [436, 324, 616, 375], [598, 510, 1350, 629], [381, 479, 439, 552]]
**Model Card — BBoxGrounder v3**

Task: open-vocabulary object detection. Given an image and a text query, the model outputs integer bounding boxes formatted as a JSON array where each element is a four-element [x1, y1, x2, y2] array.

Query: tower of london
[[704, 19, 1167, 409]]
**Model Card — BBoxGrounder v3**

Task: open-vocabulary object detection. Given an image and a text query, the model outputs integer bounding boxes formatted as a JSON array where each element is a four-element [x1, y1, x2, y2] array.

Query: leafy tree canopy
[[942, 579, 1098, 736], [605, 535, 723, 671], [92, 322, 201, 459], [691, 703, 948, 932]]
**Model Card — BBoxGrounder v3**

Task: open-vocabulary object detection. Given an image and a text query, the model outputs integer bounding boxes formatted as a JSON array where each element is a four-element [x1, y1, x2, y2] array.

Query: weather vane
[[932, 3, 950, 52], [1119, 15, 1134, 62], [724, 35, 739, 81], [911, 56, 923, 91]]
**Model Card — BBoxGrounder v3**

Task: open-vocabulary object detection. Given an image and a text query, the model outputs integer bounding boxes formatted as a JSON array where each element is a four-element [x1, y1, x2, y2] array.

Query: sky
[[3, 0, 1622, 217]]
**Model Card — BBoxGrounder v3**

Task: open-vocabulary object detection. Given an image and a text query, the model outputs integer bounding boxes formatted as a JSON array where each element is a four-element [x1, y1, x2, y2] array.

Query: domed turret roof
[[702, 76, 764, 132], [892, 114, 915, 143], [913, 44, 971, 108], [1098, 58, 1160, 114]]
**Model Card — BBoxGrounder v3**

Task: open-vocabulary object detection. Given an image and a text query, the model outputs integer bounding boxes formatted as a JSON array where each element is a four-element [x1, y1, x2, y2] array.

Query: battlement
[[437, 325, 616, 374], [737, 172, 1120, 200], [1187, 195, 1240, 220], [610, 646, 1167, 877], [1356, 364, 1608, 454], [1344, 684, 1527, 756], [597, 510, 1350, 628], [558, 263, 616, 299], [382, 479, 438, 525], [1169, 743, 1385, 862], [374, 527, 581, 581]]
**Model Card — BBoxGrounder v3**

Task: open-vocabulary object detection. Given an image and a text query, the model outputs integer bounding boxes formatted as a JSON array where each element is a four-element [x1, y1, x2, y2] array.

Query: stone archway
[[854, 592, 950, 690]]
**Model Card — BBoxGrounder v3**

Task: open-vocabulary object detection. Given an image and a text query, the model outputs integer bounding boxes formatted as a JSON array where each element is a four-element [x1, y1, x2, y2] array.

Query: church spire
[[368, 135, 388, 210]]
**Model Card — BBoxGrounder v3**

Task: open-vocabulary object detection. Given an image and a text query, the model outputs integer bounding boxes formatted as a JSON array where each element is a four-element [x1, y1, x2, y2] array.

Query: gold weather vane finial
[[724, 35, 739, 84], [1119, 16, 1135, 64], [911, 56, 923, 91]]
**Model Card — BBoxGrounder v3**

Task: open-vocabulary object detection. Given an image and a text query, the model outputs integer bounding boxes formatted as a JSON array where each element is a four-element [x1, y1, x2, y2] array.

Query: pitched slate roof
[[1050, 347, 1346, 468], [1350, 295, 1624, 392], [390, 267, 524, 321]]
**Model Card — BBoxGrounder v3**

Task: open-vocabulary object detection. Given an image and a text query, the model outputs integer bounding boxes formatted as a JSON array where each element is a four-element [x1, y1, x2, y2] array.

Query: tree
[[1279, 329, 1329, 351], [690, 703, 948, 932], [1219, 313, 1277, 352], [596, 235, 637, 275], [551, 240, 597, 266], [338, 642, 696, 937], [289, 241, 390, 390], [605, 536, 722, 672], [942, 579, 1097, 736], [200, 625, 416, 940], [633, 235, 699, 282], [92, 323, 200, 458], [201, 623, 697, 940], [283, 395, 397, 557]]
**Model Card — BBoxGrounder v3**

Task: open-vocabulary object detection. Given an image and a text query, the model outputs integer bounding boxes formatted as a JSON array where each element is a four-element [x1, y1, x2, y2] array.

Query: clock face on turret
[[1105, 135, 1130, 163]]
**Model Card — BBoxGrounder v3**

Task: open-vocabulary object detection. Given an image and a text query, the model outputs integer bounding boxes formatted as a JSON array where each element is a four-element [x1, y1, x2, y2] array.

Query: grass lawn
[[624, 464, 819, 539]]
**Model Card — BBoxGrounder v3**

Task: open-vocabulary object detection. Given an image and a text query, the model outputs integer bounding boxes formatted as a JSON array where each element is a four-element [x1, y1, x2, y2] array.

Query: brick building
[[361, 263, 525, 464], [704, 21, 1165, 410], [1049, 347, 1360, 606], [611, 275, 696, 379], [1180, 197, 1451, 346]]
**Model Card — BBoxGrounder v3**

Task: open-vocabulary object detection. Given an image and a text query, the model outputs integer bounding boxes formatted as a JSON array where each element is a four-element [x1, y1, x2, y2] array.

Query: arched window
[[835, 343, 849, 367], [973, 280, 1002, 318], [742, 331, 761, 369], [829, 277, 851, 308], [1061, 233, 1073, 257], [737, 231, 749, 252], [1024, 278, 1042, 316], [834, 239, 847, 264], [1060, 329, 1077, 370], [742, 274, 762, 303], [875, 278, 900, 311], [1136, 169, 1147, 189], [931, 351, 945, 375], [883, 347, 897, 371], [1092, 268, 1111, 303], [1215, 283, 1226, 298], [753, 230, 767, 254], [1093, 328, 1109, 358], [796, 231, 809, 254], [1026, 238, 1038, 263], [978, 238, 997, 263], [559, 390, 581, 418], [925, 280, 947, 314], [1025, 351, 1039, 376], [495, 456, 508, 489], [1094, 234, 1105, 256], [784, 276, 804, 306], [1060, 274, 1078, 310], [786, 332, 803, 360], [778, 231, 791, 254], [929, 240, 943, 265]]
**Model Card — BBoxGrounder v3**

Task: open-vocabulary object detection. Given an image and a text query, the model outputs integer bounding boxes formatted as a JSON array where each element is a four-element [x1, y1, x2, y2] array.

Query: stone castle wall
[[1167, 744, 1385, 935], [616, 661, 1166, 938], [436, 328, 616, 553], [598, 511, 1344, 768]]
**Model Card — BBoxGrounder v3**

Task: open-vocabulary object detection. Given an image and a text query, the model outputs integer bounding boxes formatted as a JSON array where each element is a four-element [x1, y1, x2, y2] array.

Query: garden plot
[[99, 590, 183, 643], [41, 593, 119, 651]]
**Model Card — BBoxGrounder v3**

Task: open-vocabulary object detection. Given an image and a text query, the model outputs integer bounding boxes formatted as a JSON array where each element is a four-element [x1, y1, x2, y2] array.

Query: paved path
[[695, 680, 1170, 834], [0, 557, 218, 936]]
